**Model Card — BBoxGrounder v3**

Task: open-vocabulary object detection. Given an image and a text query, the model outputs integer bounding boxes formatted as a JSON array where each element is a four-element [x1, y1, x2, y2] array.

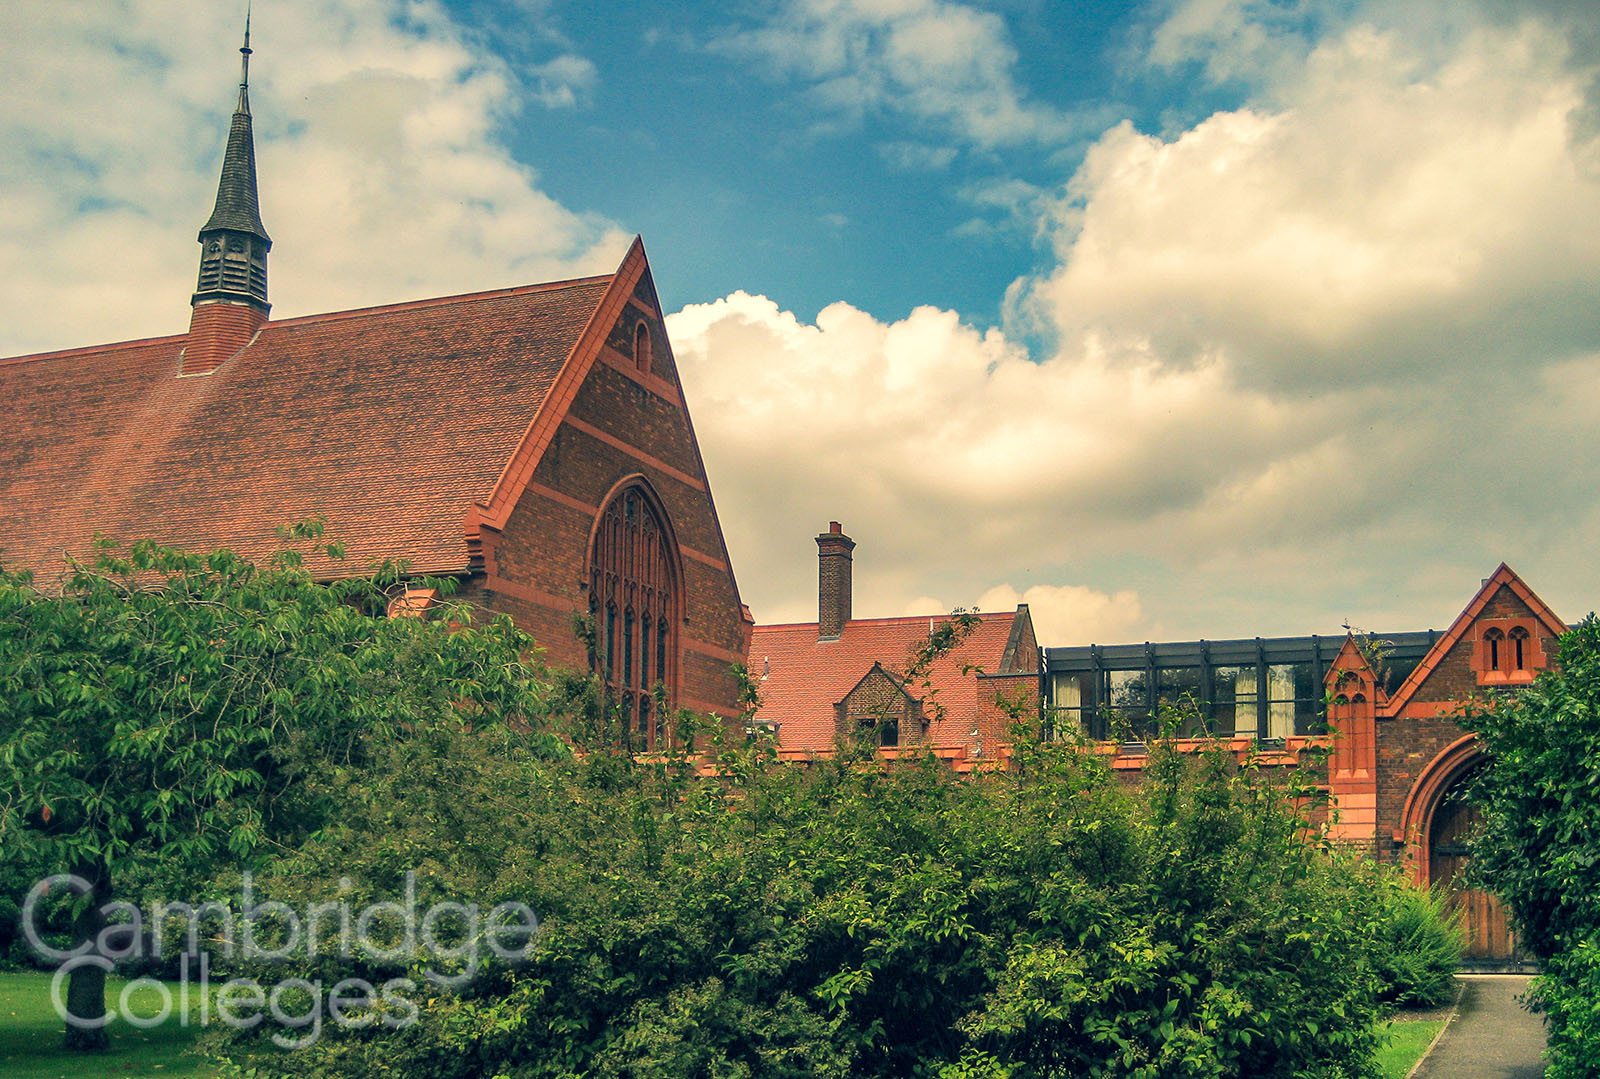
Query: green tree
[[1466, 616, 1600, 1078], [209, 707, 1389, 1079], [0, 528, 557, 1050]]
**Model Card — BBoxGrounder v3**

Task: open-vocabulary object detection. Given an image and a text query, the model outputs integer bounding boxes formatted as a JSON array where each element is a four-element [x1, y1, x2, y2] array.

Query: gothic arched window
[[589, 484, 676, 745], [1509, 625, 1530, 671], [1483, 627, 1505, 671], [634, 323, 652, 374]]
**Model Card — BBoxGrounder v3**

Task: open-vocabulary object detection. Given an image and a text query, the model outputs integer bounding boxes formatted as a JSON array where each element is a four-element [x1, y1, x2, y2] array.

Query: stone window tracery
[[589, 484, 676, 745]]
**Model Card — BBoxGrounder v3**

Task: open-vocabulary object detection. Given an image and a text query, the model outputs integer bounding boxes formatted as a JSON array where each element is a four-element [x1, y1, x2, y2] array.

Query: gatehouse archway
[[1399, 735, 1525, 968]]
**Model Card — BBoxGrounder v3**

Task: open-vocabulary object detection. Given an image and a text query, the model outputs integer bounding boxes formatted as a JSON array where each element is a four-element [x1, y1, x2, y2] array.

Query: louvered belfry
[[186, 19, 271, 375]]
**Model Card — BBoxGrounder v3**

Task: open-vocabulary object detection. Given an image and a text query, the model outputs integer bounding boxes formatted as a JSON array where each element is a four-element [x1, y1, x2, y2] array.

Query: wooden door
[[1428, 786, 1520, 965]]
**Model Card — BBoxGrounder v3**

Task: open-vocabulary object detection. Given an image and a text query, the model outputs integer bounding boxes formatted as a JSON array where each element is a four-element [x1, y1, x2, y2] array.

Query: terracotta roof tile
[[750, 611, 1021, 750], [0, 275, 612, 582]]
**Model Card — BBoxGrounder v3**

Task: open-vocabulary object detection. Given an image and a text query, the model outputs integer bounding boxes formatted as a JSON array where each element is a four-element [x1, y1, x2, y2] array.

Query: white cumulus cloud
[[975, 583, 1146, 647], [677, 15, 1600, 642], [0, 0, 629, 356], [714, 0, 1077, 148]]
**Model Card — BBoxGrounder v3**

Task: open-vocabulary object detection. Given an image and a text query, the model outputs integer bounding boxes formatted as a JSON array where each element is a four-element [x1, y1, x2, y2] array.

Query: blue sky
[[441, 0, 1266, 336], [3, 0, 1600, 645], [463, 1, 1143, 330]]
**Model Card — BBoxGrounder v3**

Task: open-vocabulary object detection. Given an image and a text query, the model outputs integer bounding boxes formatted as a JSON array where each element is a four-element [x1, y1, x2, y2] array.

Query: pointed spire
[[200, 11, 269, 241], [188, 11, 271, 375]]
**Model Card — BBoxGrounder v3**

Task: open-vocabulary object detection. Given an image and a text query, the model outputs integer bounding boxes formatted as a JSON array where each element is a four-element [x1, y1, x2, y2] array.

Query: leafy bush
[[0, 530, 559, 1047], [1369, 876, 1463, 1009], [1529, 935, 1600, 1079], [1467, 615, 1600, 1076], [199, 721, 1389, 1079]]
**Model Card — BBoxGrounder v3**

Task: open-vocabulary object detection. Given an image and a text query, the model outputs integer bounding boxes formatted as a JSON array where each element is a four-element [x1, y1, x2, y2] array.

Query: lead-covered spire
[[194, 13, 270, 308], [187, 14, 271, 375]]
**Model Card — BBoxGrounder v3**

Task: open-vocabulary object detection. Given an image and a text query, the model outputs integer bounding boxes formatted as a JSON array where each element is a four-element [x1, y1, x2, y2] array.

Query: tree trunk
[[61, 865, 111, 1053]]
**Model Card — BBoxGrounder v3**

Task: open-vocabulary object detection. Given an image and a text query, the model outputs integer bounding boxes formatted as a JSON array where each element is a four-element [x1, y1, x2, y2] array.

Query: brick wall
[[1374, 712, 1469, 862], [1373, 583, 1557, 862], [1004, 615, 1039, 673], [972, 672, 1039, 758], [838, 666, 920, 746], [467, 273, 747, 721]]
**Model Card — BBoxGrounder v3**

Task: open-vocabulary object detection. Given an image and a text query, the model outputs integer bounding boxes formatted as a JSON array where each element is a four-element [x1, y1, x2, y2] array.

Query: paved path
[[1412, 975, 1547, 1079]]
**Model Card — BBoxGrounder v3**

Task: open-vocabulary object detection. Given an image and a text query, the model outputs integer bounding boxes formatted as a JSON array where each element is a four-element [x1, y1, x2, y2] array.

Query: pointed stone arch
[[585, 475, 684, 746], [1398, 733, 1522, 965], [1398, 733, 1483, 883]]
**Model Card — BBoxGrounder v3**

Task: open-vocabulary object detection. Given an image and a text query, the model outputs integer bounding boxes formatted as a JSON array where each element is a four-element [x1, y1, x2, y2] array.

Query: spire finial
[[236, 4, 253, 111]]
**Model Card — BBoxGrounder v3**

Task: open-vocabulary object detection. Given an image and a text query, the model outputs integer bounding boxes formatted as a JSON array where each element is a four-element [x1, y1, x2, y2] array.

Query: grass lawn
[[0, 970, 214, 1079], [1377, 1013, 1449, 1079], [1, 966, 1452, 1079]]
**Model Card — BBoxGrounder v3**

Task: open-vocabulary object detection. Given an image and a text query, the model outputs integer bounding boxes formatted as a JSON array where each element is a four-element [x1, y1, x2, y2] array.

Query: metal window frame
[[1044, 630, 1440, 743]]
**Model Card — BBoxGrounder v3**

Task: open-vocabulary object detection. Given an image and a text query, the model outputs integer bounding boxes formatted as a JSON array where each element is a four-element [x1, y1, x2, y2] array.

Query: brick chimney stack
[[816, 521, 855, 640]]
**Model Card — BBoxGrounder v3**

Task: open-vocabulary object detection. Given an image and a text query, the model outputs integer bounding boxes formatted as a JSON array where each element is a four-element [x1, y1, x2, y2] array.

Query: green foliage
[[1466, 615, 1600, 1076], [1, 537, 1401, 1074], [0, 527, 555, 883], [208, 720, 1389, 1078], [0, 529, 559, 1041], [1529, 935, 1600, 1079], [1465, 617, 1600, 961], [1367, 877, 1463, 1009]]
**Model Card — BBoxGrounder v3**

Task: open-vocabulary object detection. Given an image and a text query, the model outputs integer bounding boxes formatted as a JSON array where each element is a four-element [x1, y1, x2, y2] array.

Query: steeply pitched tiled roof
[[749, 611, 1023, 750], [0, 273, 613, 583]]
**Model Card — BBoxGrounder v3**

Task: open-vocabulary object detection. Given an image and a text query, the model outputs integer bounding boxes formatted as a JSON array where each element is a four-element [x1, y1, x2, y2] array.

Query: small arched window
[[633, 323, 652, 374], [589, 484, 676, 746], [1509, 626, 1530, 671], [1483, 627, 1505, 671]]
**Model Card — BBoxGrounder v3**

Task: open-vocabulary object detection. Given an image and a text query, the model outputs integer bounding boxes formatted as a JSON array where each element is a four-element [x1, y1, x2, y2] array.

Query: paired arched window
[[1476, 620, 1544, 684], [589, 483, 676, 746]]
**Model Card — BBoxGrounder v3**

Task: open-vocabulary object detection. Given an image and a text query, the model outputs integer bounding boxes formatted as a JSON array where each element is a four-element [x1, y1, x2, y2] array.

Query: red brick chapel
[[0, 30, 752, 736]]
